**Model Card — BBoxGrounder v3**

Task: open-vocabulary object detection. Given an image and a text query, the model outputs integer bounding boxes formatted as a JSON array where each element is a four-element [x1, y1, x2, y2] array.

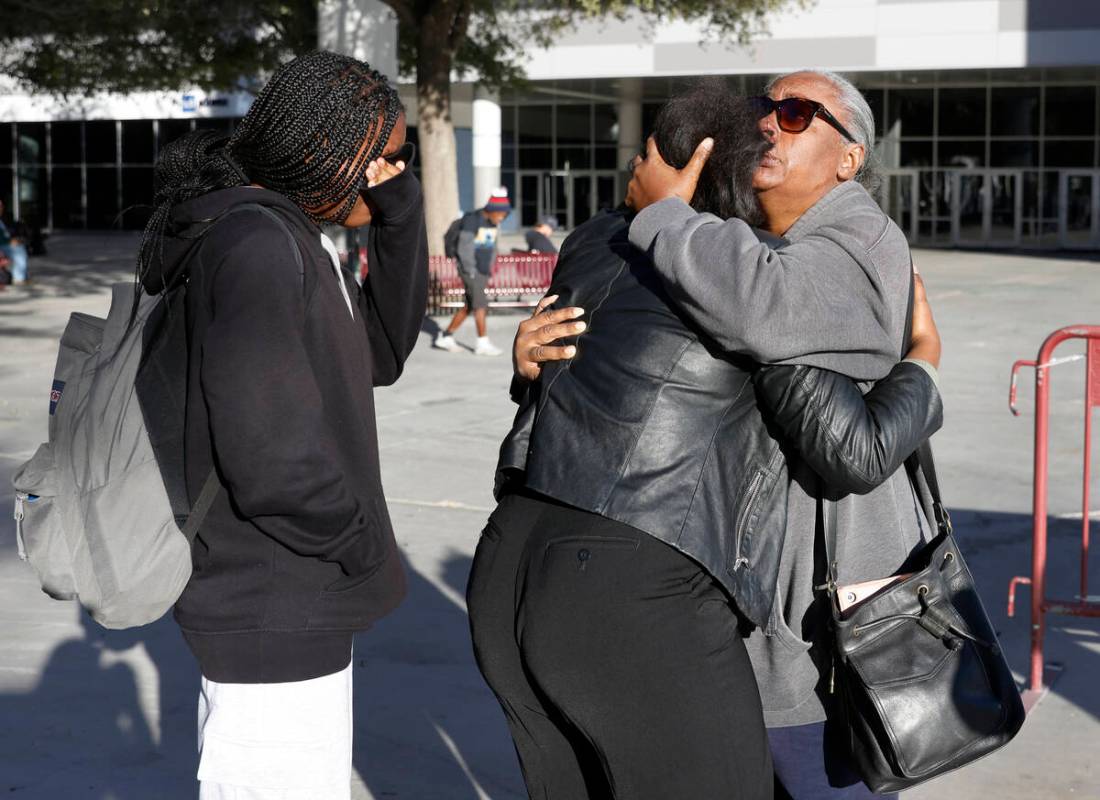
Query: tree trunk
[[416, 34, 460, 257]]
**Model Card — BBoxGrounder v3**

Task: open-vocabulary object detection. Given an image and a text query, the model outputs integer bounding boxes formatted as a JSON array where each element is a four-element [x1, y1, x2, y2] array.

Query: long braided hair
[[137, 50, 403, 294]]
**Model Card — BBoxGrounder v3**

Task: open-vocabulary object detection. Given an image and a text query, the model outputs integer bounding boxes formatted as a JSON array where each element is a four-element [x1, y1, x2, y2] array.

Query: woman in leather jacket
[[468, 82, 941, 800]]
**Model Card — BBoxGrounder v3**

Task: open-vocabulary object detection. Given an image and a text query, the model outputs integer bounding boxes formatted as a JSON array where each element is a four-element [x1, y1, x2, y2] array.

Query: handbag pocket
[[840, 572, 1009, 779]]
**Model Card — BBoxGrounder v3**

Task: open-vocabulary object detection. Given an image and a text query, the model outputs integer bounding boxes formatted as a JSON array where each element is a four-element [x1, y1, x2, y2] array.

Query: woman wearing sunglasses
[[479, 79, 942, 800], [517, 71, 934, 799], [136, 52, 427, 799]]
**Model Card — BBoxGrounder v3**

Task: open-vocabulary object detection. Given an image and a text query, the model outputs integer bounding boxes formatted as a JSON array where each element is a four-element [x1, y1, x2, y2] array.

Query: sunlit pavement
[[1, 232, 1098, 798]]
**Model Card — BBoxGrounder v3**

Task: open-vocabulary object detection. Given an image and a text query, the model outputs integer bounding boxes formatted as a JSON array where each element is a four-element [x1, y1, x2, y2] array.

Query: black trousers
[[467, 491, 773, 800]]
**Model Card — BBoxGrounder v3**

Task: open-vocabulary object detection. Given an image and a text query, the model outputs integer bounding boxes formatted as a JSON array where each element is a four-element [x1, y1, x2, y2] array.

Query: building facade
[[2, 0, 1099, 249]]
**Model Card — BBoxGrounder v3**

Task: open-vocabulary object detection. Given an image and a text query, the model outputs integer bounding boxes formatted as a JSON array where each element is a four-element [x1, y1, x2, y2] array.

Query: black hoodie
[[143, 170, 427, 683]]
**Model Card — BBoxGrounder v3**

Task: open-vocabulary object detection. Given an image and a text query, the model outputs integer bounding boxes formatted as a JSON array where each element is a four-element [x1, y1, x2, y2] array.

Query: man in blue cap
[[435, 187, 512, 356]]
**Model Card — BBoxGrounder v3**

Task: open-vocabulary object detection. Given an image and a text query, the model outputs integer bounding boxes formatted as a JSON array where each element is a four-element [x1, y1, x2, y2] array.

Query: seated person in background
[[524, 215, 559, 254], [0, 198, 29, 285]]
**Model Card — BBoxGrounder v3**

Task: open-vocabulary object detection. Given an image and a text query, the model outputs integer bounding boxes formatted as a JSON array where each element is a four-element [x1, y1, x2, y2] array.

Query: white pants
[[197, 660, 353, 800]]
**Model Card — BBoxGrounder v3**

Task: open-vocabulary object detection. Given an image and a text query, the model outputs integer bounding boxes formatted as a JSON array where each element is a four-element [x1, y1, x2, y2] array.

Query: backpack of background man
[[443, 215, 464, 259]]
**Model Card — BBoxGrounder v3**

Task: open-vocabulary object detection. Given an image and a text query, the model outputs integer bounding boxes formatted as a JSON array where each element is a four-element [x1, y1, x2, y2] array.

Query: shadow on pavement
[[354, 549, 525, 799], [0, 605, 197, 798], [0, 505, 1096, 798], [951, 508, 1100, 723]]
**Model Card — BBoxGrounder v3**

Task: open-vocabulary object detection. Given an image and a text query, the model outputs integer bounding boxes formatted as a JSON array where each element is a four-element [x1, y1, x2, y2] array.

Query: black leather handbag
[[821, 445, 1026, 793]]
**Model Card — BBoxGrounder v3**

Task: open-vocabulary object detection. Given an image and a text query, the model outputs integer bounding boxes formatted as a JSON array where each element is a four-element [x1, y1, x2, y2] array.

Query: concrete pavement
[[0, 232, 1098, 798]]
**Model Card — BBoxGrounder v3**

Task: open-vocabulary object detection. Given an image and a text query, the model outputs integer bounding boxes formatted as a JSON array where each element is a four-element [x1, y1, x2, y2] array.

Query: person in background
[[524, 214, 559, 254], [0, 198, 30, 285], [435, 188, 511, 356]]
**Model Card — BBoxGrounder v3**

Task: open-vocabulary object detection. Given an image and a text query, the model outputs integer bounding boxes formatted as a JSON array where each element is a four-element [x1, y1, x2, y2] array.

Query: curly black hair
[[650, 79, 768, 227]]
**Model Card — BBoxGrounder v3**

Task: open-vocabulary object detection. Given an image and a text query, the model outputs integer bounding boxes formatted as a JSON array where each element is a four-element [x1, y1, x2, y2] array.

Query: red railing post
[[1009, 326, 1100, 699]]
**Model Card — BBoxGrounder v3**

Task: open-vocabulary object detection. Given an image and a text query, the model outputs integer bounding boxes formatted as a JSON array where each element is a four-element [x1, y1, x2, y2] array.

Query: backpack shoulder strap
[[180, 203, 305, 536], [181, 469, 220, 544]]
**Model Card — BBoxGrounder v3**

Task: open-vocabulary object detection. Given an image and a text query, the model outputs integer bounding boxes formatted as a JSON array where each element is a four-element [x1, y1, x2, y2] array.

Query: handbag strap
[[820, 260, 951, 592]]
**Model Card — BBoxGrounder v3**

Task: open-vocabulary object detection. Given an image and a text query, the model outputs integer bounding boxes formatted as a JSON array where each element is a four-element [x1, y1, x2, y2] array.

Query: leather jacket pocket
[[731, 467, 767, 572]]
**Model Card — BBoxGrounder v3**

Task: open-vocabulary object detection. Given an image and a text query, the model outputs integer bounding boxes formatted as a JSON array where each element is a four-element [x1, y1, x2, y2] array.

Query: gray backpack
[[11, 283, 218, 629], [11, 203, 300, 629]]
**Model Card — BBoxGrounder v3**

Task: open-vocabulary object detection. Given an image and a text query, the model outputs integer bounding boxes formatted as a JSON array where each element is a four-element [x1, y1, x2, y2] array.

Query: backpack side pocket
[[13, 443, 74, 600]]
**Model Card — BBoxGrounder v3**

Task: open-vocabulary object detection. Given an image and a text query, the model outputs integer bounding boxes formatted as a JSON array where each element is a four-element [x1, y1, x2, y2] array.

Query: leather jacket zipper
[[733, 470, 764, 570]]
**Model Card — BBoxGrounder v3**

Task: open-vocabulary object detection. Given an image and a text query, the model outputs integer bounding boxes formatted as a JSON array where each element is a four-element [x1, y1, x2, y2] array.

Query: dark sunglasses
[[749, 96, 857, 144], [359, 141, 416, 196]]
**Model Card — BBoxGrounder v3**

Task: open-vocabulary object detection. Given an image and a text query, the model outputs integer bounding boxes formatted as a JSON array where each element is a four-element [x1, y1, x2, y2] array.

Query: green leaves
[[0, 0, 806, 97], [0, 0, 317, 95]]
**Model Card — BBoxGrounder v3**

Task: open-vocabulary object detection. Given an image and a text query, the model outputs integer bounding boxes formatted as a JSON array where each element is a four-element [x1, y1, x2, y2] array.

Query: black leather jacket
[[497, 210, 942, 626]]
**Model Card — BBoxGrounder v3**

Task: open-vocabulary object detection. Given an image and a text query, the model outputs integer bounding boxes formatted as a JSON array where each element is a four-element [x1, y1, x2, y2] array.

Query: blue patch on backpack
[[49, 380, 65, 416]]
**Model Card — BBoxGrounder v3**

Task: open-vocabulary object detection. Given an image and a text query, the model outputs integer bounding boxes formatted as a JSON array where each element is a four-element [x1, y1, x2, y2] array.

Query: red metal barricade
[[337, 250, 557, 314], [1006, 325, 1100, 705], [427, 253, 557, 314]]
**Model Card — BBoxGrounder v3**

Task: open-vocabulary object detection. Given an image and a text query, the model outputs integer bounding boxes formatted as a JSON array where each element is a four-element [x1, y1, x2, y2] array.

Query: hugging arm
[[755, 361, 942, 495]]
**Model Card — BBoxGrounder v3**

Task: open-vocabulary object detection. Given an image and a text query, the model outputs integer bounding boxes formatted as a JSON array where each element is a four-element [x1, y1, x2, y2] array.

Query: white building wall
[[519, 0, 1100, 79]]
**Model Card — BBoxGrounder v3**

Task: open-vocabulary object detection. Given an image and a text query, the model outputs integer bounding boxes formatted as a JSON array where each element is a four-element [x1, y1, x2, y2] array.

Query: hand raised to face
[[624, 136, 713, 213]]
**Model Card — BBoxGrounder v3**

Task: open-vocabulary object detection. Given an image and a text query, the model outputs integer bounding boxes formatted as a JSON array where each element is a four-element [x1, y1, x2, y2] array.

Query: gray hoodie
[[630, 181, 937, 727]]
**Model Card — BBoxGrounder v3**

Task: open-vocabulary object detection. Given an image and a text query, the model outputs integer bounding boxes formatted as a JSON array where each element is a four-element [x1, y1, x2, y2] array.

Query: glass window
[[642, 103, 662, 139], [991, 87, 1039, 137], [556, 146, 590, 170], [886, 89, 934, 137], [900, 141, 933, 167], [1044, 140, 1095, 168], [16, 164, 48, 225], [938, 139, 984, 167], [517, 107, 552, 146], [519, 173, 539, 227], [938, 88, 986, 137], [594, 147, 618, 169], [518, 147, 552, 169], [121, 166, 155, 229], [85, 121, 117, 164], [593, 104, 617, 143], [195, 117, 233, 134], [556, 105, 591, 145], [0, 123, 13, 164], [122, 121, 155, 164], [0, 168, 12, 208], [86, 167, 119, 228], [51, 122, 83, 164], [16, 123, 46, 165], [862, 89, 885, 138], [1044, 86, 1096, 136], [991, 141, 1038, 167], [502, 144, 515, 170], [51, 166, 83, 228], [157, 119, 193, 153], [501, 106, 516, 136]]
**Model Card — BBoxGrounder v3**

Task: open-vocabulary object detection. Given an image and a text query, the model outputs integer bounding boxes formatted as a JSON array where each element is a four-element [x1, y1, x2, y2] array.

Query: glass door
[[988, 171, 1022, 246], [950, 170, 1022, 247], [1059, 170, 1100, 249], [877, 170, 919, 242], [517, 170, 571, 228]]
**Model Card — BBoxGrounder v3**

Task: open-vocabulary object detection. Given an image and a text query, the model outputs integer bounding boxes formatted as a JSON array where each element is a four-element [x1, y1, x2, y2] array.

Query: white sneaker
[[434, 333, 461, 352], [474, 338, 502, 357]]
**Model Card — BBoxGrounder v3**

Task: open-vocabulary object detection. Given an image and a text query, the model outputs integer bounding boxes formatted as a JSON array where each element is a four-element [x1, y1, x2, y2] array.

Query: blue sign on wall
[[182, 94, 197, 113]]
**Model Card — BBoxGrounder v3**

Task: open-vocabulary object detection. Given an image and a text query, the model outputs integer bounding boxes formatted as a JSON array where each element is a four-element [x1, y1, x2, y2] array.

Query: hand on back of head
[[625, 137, 714, 214]]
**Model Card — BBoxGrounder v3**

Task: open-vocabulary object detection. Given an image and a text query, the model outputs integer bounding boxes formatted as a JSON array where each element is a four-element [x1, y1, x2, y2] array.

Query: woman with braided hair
[[137, 51, 427, 799]]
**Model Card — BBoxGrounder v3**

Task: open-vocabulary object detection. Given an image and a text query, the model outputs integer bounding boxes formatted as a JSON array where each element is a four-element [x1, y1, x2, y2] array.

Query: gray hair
[[765, 69, 879, 194]]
